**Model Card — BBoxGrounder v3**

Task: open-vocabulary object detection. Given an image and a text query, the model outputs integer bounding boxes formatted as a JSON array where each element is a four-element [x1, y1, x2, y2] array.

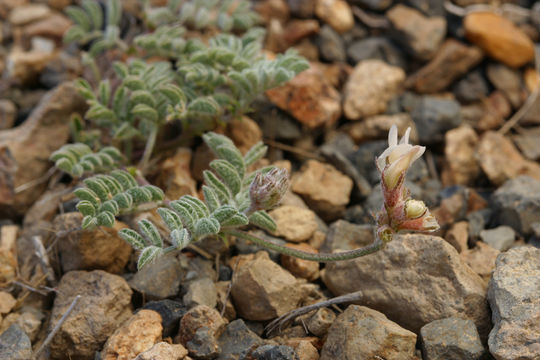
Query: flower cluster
[[248, 167, 289, 214], [375, 125, 439, 243]]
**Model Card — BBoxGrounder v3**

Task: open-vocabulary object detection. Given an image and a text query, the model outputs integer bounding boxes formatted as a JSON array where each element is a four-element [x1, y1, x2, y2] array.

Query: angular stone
[[464, 12, 535, 68], [486, 64, 525, 109], [306, 307, 336, 337], [461, 242, 499, 283], [477, 132, 540, 186], [134, 342, 188, 360], [226, 116, 263, 155], [453, 70, 489, 103], [318, 25, 346, 62], [178, 305, 227, 358], [420, 318, 485, 360], [0, 291, 16, 314], [217, 319, 264, 360], [0, 225, 17, 285], [284, 19, 320, 45], [280, 242, 320, 280], [284, 338, 319, 360], [183, 277, 218, 309], [252, 345, 298, 360], [347, 36, 405, 68], [231, 251, 303, 321], [0, 324, 32, 360], [343, 60, 405, 120], [387, 4, 446, 60], [441, 125, 480, 186], [480, 226, 516, 252], [49, 270, 133, 359], [320, 305, 417, 360], [102, 310, 163, 360], [411, 96, 462, 144], [476, 91, 511, 131], [321, 220, 374, 253], [315, 0, 353, 33], [0, 82, 85, 216], [266, 66, 341, 129], [157, 148, 197, 200], [269, 205, 318, 242], [488, 247, 540, 360], [0, 100, 16, 130], [142, 300, 187, 338], [407, 39, 483, 93], [23, 13, 72, 39], [53, 212, 132, 274], [322, 234, 491, 338], [9, 3, 50, 25], [445, 221, 469, 253], [344, 113, 416, 144], [513, 128, 540, 161], [129, 254, 184, 300], [291, 160, 353, 221]]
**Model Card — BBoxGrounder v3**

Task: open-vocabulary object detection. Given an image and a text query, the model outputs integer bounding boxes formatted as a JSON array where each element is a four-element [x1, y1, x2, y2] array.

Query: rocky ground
[[1, 0, 540, 359]]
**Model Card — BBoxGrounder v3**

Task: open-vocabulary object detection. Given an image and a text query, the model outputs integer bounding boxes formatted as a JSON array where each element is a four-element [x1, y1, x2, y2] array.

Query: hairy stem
[[225, 229, 384, 262], [139, 125, 158, 172]]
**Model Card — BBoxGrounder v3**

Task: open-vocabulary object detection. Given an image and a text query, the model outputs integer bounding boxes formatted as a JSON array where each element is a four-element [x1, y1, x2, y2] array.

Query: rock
[[477, 132, 540, 186], [445, 221, 469, 253], [441, 125, 480, 186], [315, 0, 353, 33], [284, 339, 319, 360], [464, 12, 535, 68], [102, 310, 163, 360], [0, 225, 18, 285], [491, 176, 540, 236], [288, 0, 315, 18], [476, 91, 512, 131], [231, 251, 303, 321], [318, 25, 346, 62], [266, 66, 341, 129], [129, 254, 184, 300], [217, 319, 265, 360], [347, 37, 406, 68], [513, 128, 540, 161], [0, 291, 16, 314], [269, 205, 318, 242], [216, 281, 237, 321], [23, 13, 72, 39], [53, 212, 132, 273], [8, 3, 50, 25], [322, 234, 491, 338], [0, 82, 85, 217], [291, 160, 353, 221], [183, 277, 218, 309], [280, 243, 320, 280], [420, 318, 485, 360], [411, 96, 462, 144], [143, 300, 187, 338], [178, 305, 227, 358], [343, 60, 405, 120], [306, 307, 336, 337], [453, 70, 489, 103], [284, 19, 320, 45], [350, 0, 393, 11], [321, 220, 374, 254], [488, 247, 540, 359], [226, 116, 263, 155], [157, 148, 197, 200], [461, 242, 499, 283], [407, 39, 483, 93], [386, 4, 446, 60], [432, 187, 487, 230], [480, 226, 516, 252], [344, 113, 416, 145], [0, 100, 16, 130], [486, 64, 525, 109], [320, 305, 417, 360], [6, 48, 56, 86], [135, 342, 188, 360], [252, 345, 298, 360], [49, 270, 133, 359], [0, 324, 32, 360], [0, 308, 45, 342], [254, 0, 289, 24]]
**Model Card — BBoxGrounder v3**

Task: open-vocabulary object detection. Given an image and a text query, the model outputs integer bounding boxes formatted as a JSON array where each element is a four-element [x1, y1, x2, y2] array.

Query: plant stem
[[139, 125, 158, 172], [225, 229, 385, 262]]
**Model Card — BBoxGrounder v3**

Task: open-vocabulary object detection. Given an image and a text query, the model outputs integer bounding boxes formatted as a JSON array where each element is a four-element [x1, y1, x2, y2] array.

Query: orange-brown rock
[[464, 12, 534, 68], [283, 19, 320, 45], [226, 116, 262, 154], [281, 243, 320, 280]]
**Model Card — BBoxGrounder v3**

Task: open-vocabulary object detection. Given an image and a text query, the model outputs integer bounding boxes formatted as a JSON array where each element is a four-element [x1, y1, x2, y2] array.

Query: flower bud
[[249, 167, 289, 212], [405, 199, 426, 219]]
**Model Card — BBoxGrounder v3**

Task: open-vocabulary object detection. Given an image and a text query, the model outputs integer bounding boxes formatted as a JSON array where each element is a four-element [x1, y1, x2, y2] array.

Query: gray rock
[[322, 220, 375, 254], [252, 345, 298, 360], [187, 327, 221, 359], [320, 305, 417, 360], [0, 324, 32, 360], [480, 226, 516, 252], [405, 0, 445, 16], [420, 318, 486, 360], [49, 270, 133, 359], [347, 37, 405, 68], [341, 24, 368, 46], [218, 319, 265, 360], [486, 64, 524, 109], [488, 247, 540, 360], [178, 305, 226, 359], [491, 176, 540, 236], [143, 300, 187, 338], [411, 96, 462, 143], [322, 234, 491, 339], [318, 25, 346, 62], [129, 253, 184, 300], [453, 70, 489, 103], [183, 277, 218, 309], [513, 128, 540, 161], [349, 0, 393, 11], [467, 209, 492, 242]]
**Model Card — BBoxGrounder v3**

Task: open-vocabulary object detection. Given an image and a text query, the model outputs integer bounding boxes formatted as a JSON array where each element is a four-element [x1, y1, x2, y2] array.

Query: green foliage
[[119, 132, 283, 268], [64, 0, 123, 56], [50, 143, 123, 177], [75, 170, 164, 229]]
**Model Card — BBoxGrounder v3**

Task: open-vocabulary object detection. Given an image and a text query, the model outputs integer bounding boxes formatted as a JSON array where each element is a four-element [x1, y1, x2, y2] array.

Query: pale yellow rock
[[0, 291, 16, 314], [270, 205, 318, 242], [315, 0, 353, 33], [442, 125, 480, 186]]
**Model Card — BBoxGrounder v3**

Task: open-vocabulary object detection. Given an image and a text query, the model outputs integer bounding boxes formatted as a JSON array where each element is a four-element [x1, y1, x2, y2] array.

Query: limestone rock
[[231, 252, 303, 321], [226, 116, 263, 154], [178, 305, 227, 359], [102, 310, 163, 360], [306, 307, 336, 337], [157, 148, 197, 200], [464, 12, 535, 68], [183, 277, 218, 309], [129, 254, 184, 300], [322, 234, 491, 338], [269, 205, 318, 242], [315, 0, 353, 33], [343, 60, 405, 120], [280, 243, 320, 280], [134, 342, 188, 360], [480, 226, 516, 252], [320, 305, 417, 360], [445, 221, 469, 253], [477, 132, 540, 186], [291, 160, 353, 221], [0, 291, 16, 314], [488, 247, 540, 359], [461, 242, 499, 283], [420, 318, 485, 360], [49, 270, 133, 360], [53, 212, 132, 273], [442, 125, 480, 186]]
